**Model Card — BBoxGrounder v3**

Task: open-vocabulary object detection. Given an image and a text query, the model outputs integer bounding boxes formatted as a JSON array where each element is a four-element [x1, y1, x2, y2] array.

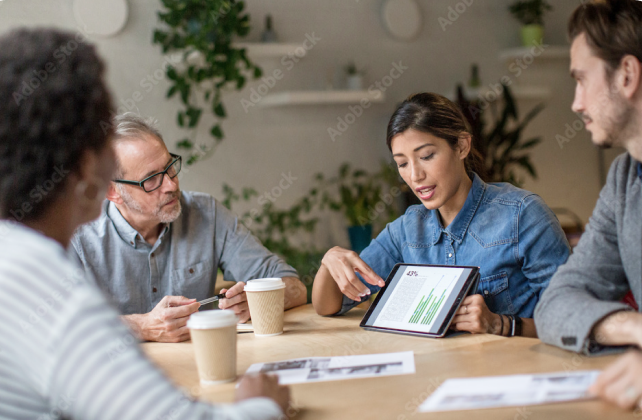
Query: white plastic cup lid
[[187, 310, 238, 329], [244, 278, 286, 292]]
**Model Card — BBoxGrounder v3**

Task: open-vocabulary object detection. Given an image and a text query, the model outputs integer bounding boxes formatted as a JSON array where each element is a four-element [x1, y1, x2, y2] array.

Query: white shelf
[[259, 90, 386, 107], [499, 45, 569, 62], [233, 42, 307, 59], [446, 85, 551, 102], [185, 43, 307, 66]]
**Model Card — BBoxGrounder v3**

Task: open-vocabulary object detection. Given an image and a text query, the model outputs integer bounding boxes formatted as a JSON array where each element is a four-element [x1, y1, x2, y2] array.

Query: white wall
[[0, 0, 612, 248]]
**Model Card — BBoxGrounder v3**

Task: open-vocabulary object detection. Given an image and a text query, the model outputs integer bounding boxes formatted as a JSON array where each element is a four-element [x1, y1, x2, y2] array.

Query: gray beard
[[117, 185, 182, 224]]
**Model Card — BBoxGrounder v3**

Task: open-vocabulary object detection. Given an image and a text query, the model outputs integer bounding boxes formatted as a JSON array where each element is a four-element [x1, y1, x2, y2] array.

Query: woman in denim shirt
[[312, 92, 570, 337]]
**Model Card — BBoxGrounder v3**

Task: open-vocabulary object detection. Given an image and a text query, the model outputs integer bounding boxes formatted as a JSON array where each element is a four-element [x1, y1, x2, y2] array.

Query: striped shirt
[[0, 222, 283, 420]]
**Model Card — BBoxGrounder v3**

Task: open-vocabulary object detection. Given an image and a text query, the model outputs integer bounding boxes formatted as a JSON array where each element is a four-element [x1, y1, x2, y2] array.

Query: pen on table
[[198, 293, 227, 306]]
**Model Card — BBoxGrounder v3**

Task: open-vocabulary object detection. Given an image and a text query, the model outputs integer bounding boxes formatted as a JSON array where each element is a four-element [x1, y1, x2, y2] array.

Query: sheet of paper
[[419, 370, 601, 412], [237, 323, 253, 332], [245, 351, 415, 385]]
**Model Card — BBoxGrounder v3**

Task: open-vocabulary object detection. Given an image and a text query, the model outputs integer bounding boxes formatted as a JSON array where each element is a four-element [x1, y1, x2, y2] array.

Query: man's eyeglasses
[[113, 153, 182, 193]]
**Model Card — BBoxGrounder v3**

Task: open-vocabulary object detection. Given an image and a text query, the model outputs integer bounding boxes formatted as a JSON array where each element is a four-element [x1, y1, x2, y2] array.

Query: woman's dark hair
[[386, 92, 487, 180], [0, 28, 113, 222], [568, 0, 642, 80]]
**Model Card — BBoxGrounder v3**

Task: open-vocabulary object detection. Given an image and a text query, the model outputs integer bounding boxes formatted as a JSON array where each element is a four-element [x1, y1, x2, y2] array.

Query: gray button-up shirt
[[71, 191, 298, 315]]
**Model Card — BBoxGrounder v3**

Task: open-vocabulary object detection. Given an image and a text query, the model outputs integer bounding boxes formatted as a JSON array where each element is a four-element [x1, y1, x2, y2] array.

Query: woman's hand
[[451, 294, 502, 335], [320, 246, 385, 302]]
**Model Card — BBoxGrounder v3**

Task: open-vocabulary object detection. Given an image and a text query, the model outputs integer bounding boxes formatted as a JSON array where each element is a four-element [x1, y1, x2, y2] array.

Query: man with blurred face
[[534, 0, 642, 411], [72, 113, 307, 342]]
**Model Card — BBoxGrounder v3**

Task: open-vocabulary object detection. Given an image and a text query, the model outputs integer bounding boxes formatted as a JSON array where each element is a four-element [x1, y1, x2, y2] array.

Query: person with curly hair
[[0, 28, 289, 420]]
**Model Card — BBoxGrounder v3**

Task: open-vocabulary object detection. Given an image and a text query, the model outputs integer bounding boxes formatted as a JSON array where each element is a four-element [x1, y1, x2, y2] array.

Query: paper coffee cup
[[245, 278, 285, 337], [187, 310, 238, 385]]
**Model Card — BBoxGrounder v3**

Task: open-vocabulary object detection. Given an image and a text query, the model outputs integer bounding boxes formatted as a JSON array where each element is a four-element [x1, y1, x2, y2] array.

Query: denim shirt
[[337, 173, 570, 318]]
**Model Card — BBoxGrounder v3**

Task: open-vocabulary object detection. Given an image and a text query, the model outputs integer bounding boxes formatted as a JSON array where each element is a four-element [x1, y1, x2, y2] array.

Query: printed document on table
[[419, 370, 601, 412], [245, 351, 415, 385]]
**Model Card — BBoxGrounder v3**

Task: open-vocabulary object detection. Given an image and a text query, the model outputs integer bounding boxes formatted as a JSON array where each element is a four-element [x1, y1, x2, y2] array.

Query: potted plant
[[319, 163, 396, 253], [221, 183, 324, 302], [456, 83, 544, 187], [508, 0, 552, 47], [344, 62, 365, 91]]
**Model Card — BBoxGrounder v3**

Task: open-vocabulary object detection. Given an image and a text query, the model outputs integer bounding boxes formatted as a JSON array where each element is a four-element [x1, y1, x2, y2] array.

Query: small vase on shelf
[[261, 15, 278, 43]]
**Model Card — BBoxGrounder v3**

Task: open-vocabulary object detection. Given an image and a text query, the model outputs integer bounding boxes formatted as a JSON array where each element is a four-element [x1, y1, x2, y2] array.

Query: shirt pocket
[[478, 271, 515, 315], [170, 259, 213, 298]]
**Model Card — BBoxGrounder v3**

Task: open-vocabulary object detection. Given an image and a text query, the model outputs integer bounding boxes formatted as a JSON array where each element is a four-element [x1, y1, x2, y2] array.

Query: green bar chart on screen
[[409, 289, 434, 324], [421, 290, 446, 325]]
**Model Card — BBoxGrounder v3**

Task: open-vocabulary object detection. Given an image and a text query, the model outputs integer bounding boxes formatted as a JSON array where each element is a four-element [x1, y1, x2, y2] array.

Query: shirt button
[[189, 268, 194, 274], [152, 287, 157, 293], [448, 253, 453, 258], [151, 252, 155, 258], [484, 290, 489, 296], [130, 241, 134, 245]]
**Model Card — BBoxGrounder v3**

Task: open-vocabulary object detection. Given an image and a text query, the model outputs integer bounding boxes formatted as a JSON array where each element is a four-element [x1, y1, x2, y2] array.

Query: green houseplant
[[319, 163, 398, 253], [220, 183, 325, 302], [153, 0, 263, 165], [508, 0, 553, 47], [456, 83, 544, 187]]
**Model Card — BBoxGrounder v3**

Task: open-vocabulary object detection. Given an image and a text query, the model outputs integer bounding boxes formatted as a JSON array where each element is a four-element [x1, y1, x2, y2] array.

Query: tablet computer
[[360, 264, 480, 338]]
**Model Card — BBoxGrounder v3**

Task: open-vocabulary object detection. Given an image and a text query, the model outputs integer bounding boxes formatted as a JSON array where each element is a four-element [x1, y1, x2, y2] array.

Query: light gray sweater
[[535, 152, 641, 354]]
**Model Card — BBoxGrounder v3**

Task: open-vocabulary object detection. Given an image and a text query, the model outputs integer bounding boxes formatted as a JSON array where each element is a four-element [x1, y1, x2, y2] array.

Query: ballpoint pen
[[197, 292, 227, 306]]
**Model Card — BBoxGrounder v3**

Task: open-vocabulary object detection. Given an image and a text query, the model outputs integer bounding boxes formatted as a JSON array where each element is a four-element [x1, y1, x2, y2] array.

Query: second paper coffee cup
[[187, 310, 238, 385], [245, 278, 285, 337]]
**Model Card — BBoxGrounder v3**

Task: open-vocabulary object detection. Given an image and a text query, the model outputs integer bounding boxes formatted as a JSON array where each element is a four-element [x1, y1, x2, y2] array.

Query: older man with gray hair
[[71, 113, 307, 342]]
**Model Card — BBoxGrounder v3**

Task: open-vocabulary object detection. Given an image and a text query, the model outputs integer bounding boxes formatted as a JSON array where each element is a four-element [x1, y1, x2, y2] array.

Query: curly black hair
[[0, 28, 113, 222]]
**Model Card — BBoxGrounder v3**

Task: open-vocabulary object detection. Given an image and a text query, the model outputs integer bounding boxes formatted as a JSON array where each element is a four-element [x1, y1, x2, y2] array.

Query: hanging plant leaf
[[210, 124, 224, 139], [153, 0, 262, 166], [176, 139, 193, 149], [213, 102, 226, 118]]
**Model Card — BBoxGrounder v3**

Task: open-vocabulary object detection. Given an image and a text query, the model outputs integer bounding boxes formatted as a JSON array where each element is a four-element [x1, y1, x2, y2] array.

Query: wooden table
[[142, 304, 636, 419]]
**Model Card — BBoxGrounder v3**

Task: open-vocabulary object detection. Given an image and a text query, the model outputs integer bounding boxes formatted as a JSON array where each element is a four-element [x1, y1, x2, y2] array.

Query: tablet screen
[[362, 264, 476, 335]]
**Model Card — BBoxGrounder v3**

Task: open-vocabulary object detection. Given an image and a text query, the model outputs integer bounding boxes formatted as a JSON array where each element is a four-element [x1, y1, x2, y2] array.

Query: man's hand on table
[[589, 351, 642, 410], [218, 281, 250, 323], [236, 374, 290, 414], [122, 296, 200, 343]]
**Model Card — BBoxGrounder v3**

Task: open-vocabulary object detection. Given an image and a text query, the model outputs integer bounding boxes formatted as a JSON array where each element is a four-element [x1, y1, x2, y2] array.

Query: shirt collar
[[431, 172, 486, 245], [106, 201, 169, 249]]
